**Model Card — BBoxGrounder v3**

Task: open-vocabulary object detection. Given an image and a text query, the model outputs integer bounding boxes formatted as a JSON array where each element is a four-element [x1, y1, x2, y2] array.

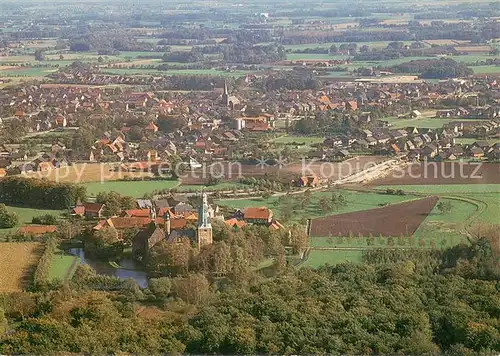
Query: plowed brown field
[[309, 196, 439, 237], [371, 162, 500, 186]]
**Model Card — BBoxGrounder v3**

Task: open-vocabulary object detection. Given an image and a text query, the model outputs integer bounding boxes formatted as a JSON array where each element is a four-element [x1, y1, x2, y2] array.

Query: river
[[68, 248, 149, 288]]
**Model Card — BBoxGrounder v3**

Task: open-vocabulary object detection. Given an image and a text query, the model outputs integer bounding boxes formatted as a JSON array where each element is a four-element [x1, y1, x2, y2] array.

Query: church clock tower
[[197, 193, 213, 249]]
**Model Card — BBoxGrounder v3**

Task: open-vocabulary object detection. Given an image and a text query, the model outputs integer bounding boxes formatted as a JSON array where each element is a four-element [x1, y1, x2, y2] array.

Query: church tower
[[222, 80, 229, 107], [197, 192, 213, 249]]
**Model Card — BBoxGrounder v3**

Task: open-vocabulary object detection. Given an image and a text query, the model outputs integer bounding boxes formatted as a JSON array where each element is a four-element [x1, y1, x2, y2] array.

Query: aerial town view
[[0, 0, 499, 353]]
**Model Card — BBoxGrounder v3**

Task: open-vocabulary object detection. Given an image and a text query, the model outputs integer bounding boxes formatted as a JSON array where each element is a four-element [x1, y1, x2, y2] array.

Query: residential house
[[297, 174, 320, 187], [469, 147, 485, 158], [242, 207, 273, 225], [71, 203, 105, 219]]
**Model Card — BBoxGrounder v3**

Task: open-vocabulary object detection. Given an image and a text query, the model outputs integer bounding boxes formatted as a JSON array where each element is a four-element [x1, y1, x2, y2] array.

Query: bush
[[32, 214, 58, 225], [32, 237, 57, 288], [0, 204, 19, 229]]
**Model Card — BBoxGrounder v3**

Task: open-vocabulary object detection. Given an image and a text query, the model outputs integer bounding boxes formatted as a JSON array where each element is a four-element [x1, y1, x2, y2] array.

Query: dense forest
[[0, 234, 498, 354]]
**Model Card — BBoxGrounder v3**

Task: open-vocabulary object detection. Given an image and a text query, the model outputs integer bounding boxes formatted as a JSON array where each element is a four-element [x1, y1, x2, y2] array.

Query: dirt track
[[309, 196, 439, 237]]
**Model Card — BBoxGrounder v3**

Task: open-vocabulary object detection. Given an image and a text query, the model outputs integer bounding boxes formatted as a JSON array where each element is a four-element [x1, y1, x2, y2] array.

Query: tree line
[[0, 177, 86, 210], [389, 58, 473, 79]]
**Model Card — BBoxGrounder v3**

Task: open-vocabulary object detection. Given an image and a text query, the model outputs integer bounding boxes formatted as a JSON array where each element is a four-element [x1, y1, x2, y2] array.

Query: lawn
[[303, 250, 363, 268], [217, 189, 418, 222], [84, 180, 180, 197], [48, 249, 80, 281]]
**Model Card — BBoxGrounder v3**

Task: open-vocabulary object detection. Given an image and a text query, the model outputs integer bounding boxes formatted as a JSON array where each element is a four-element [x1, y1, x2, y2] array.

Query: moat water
[[68, 247, 149, 288]]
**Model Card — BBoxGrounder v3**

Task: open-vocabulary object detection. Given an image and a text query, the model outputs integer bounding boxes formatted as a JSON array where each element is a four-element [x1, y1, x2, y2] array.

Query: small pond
[[68, 247, 149, 288]]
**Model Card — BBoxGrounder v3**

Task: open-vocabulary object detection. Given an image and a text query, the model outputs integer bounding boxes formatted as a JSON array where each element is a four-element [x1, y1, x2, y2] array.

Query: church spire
[[197, 192, 213, 249], [222, 80, 229, 106], [198, 192, 211, 228]]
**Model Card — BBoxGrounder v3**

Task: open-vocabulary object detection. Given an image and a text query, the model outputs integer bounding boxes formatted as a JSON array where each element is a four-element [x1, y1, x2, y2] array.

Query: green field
[[0, 206, 63, 236], [285, 41, 415, 51], [384, 116, 481, 129], [218, 190, 418, 222], [455, 138, 500, 145], [413, 197, 477, 247], [271, 135, 324, 145], [472, 65, 500, 74], [48, 250, 80, 281], [177, 182, 246, 192], [375, 184, 499, 223], [302, 250, 363, 268], [376, 184, 500, 194], [287, 53, 335, 61], [0, 67, 57, 77], [101, 68, 250, 77], [304, 195, 478, 268], [83, 180, 179, 197]]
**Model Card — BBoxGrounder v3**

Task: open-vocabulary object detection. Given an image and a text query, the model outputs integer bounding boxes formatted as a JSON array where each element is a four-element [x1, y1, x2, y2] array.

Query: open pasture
[[0, 243, 41, 292]]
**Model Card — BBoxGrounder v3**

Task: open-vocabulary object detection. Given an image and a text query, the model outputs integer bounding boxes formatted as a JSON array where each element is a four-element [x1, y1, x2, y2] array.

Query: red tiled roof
[[83, 203, 104, 214], [170, 218, 187, 230], [71, 206, 85, 216], [225, 218, 247, 229], [145, 122, 159, 131], [243, 207, 272, 220], [122, 209, 150, 218], [19, 225, 57, 235]]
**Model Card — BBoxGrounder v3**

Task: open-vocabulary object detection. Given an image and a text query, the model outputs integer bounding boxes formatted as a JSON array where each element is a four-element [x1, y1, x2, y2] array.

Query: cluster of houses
[[0, 75, 499, 180], [307, 119, 500, 162]]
